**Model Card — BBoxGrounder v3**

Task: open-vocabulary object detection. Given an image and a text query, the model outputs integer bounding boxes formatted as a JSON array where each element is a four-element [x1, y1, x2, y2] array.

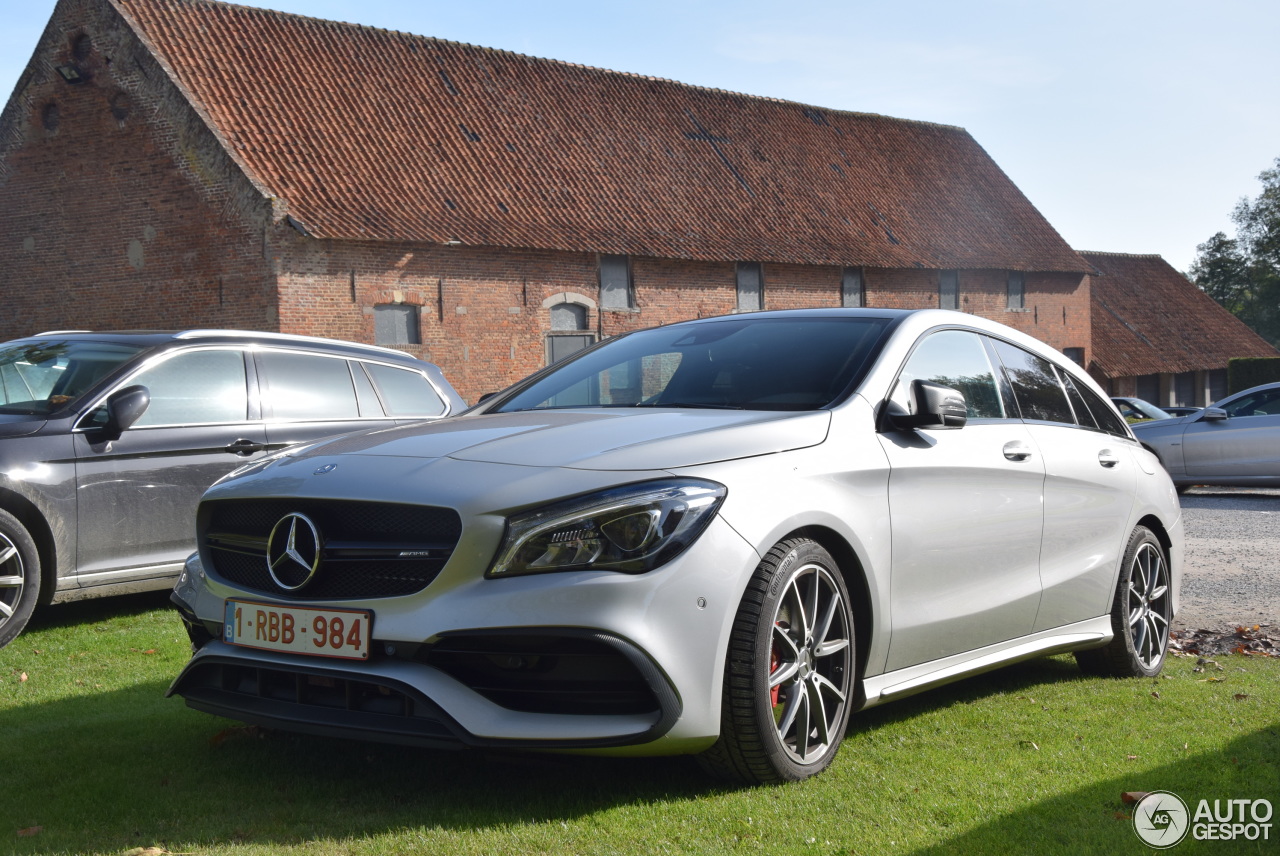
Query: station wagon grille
[[202, 499, 461, 600]]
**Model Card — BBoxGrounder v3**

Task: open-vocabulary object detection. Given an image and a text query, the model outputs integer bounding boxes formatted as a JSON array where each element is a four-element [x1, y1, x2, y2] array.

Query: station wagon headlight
[[488, 479, 727, 577]]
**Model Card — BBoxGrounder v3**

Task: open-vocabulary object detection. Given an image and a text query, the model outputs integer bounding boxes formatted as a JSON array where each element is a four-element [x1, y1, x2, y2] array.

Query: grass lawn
[[2, 593, 1277, 855]]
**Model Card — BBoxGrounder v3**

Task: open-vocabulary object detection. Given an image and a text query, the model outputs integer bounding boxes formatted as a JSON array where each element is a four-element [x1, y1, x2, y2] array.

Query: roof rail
[[173, 329, 412, 357], [34, 330, 94, 336]]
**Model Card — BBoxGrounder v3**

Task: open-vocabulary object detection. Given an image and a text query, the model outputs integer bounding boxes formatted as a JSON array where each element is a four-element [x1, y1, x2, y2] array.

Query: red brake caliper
[[770, 626, 782, 707]]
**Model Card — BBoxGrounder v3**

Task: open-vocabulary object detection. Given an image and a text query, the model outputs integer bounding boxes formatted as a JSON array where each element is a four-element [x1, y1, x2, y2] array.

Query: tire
[[699, 538, 855, 784], [0, 509, 41, 649], [1075, 526, 1171, 678]]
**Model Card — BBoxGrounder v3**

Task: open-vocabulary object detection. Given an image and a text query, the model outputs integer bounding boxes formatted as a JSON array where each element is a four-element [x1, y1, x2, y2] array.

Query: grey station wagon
[[168, 309, 1181, 784], [0, 330, 464, 647], [1130, 381, 1280, 489]]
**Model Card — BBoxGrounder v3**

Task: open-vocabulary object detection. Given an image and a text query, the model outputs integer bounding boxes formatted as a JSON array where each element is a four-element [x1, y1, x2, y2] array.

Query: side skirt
[[858, 615, 1113, 710]]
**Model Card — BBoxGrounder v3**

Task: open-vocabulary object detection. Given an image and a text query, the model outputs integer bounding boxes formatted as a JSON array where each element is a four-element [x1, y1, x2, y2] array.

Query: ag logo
[[1133, 790, 1190, 849]]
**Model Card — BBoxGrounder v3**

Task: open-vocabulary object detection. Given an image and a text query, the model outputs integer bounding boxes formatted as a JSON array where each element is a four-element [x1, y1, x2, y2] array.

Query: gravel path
[[1174, 486, 1280, 632]]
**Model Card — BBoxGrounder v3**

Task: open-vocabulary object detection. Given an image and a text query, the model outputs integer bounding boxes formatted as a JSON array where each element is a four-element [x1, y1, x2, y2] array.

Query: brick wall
[[0, 0, 276, 340], [275, 241, 1091, 403]]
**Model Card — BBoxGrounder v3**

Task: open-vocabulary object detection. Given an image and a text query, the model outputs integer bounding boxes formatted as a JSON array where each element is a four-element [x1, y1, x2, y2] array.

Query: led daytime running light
[[488, 480, 726, 577]]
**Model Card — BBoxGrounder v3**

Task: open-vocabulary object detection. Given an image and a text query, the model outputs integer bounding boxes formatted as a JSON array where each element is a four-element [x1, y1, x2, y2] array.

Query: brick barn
[[4, 0, 1109, 402], [1082, 251, 1277, 406]]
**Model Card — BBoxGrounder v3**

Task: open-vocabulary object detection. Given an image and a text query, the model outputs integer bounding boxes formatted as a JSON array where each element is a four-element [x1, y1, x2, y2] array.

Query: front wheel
[[699, 538, 855, 784], [1075, 526, 1171, 678], [0, 509, 41, 649]]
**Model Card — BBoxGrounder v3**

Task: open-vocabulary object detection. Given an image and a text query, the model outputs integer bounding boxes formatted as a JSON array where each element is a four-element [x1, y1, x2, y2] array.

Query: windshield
[[0, 340, 147, 415], [495, 317, 891, 413]]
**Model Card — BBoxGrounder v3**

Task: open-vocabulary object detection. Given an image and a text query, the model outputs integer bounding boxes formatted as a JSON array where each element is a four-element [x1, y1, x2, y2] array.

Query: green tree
[[1190, 232, 1250, 314], [1191, 157, 1280, 346]]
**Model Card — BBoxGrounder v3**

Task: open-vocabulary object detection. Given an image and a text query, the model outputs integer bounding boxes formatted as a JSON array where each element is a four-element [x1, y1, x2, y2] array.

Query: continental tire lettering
[[771, 549, 800, 595]]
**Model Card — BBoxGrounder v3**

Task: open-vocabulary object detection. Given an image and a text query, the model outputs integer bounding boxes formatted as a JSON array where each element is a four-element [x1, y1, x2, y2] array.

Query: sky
[[2, 0, 1278, 272]]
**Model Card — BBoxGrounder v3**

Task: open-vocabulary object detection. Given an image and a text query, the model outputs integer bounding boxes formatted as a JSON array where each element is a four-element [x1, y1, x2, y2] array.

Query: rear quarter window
[[991, 339, 1076, 424], [362, 362, 447, 417]]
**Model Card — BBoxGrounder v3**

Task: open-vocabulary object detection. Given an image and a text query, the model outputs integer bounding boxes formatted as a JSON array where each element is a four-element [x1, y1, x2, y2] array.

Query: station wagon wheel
[[1075, 526, 1171, 678], [699, 538, 855, 784], [0, 509, 41, 649]]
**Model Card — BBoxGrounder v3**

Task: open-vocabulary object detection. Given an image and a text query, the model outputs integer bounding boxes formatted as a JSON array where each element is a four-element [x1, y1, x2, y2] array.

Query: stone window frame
[[1006, 271, 1027, 311], [542, 292, 598, 364], [373, 302, 422, 345], [736, 262, 764, 312], [841, 267, 865, 308], [939, 270, 959, 310], [598, 254, 636, 311]]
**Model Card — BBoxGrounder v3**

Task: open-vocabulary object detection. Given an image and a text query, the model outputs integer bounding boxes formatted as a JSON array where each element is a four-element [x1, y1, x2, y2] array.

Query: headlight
[[487, 479, 727, 577]]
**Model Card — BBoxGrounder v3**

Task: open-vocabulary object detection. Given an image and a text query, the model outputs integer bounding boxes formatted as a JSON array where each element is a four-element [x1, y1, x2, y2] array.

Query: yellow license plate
[[224, 599, 372, 660]]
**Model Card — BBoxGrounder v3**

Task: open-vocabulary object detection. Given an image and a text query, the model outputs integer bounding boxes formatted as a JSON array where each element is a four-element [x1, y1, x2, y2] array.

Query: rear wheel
[[1076, 526, 1171, 678], [699, 538, 855, 784], [0, 509, 41, 649]]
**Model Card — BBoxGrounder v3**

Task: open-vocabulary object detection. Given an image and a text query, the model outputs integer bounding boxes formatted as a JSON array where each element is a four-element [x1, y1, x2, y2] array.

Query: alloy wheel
[[768, 562, 852, 764], [1127, 542, 1170, 671], [0, 532, 25, 629]]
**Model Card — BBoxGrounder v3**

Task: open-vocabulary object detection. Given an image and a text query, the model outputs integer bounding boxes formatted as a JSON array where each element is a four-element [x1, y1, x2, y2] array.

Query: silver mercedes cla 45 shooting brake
[[169, 308, 1182, 784]]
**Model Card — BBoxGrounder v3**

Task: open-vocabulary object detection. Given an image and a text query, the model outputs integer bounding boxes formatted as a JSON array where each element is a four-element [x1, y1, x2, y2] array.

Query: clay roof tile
[[110, 0, 1088, 271], [1082, 251, 1278, 377]]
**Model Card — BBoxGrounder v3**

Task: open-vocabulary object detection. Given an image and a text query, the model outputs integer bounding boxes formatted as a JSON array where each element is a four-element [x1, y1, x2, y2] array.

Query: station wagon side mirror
[[889, 380, 968, 431], [102, 384, 151, 436], [1200, 407, 1228, 422]]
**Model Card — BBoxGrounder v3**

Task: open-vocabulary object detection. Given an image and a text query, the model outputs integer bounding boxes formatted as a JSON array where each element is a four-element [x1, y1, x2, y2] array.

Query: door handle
[[224, 439, 266, 456], [1098, 449, 1120, 468], [1003, 441, 1033, 461]]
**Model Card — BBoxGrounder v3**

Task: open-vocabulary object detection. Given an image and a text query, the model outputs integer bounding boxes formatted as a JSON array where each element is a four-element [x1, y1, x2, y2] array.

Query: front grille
[[203, 499, 461, 600]]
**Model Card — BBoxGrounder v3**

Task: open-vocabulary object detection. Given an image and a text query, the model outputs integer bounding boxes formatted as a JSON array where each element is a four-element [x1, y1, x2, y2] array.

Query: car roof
[[1225, 381, 1280, 397], [18, 329, 428, 364]]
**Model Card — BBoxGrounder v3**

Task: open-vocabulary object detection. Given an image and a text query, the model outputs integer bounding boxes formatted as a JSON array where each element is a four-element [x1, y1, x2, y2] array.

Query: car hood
[[1130, 416, 1191, 436], [0, 415, 47, 438], [290, 408, 832, 471]]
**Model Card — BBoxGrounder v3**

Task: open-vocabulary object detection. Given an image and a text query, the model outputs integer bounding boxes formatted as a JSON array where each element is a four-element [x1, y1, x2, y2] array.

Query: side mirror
[[1200, 407, 1228, 422], [889, 380, 968, 431], [477, 392, 498, 404], [103, 384, 150, 435]]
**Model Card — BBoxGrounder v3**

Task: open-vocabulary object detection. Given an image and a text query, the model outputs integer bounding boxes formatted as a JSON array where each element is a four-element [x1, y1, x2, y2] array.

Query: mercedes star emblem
[[266, 512, 323, 591]]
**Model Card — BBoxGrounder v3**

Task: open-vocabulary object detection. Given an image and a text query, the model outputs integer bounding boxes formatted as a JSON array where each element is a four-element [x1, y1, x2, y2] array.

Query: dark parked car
[[1131, 381, 1280, 489], [0, 329, 463, 647], [1160, 406, 1202, 417], [1110, 397, 1171, 422]]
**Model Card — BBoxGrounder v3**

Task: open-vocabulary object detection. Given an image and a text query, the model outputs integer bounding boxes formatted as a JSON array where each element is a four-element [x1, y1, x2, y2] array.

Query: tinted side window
[[130, 349, 248, 427], [1063, 372, 1130, 437], [259, 351, 359, 420], [1058, 370, 1098, 429], [1222, 388, 1280, 417], [891, 330, 1008, 419], [363, 362, 447, 417], [992, 340, 1075, 424]]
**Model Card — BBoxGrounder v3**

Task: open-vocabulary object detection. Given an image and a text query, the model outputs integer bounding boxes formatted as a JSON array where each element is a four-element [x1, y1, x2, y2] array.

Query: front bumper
[[169, 514, 758, 755]]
